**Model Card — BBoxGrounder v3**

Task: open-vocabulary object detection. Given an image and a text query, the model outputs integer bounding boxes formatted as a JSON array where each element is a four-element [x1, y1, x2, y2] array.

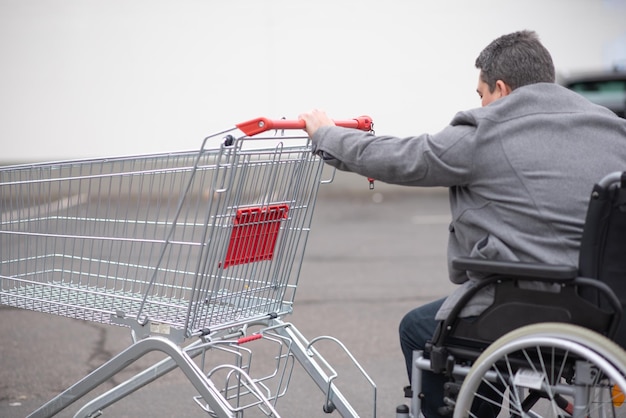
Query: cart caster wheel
[[396, 404, 409, 418]]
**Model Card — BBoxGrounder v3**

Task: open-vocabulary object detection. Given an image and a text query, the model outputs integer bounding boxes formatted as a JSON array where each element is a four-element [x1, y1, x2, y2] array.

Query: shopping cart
[[0, 116, 377, 418]]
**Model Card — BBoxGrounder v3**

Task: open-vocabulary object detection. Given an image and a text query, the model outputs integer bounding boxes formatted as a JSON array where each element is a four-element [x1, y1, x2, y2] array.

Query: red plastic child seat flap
[[222, 204, 289, 268]]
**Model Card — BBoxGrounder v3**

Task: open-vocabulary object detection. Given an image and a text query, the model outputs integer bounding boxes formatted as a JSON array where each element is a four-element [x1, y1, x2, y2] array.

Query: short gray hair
[[475, 30, 555, 92]]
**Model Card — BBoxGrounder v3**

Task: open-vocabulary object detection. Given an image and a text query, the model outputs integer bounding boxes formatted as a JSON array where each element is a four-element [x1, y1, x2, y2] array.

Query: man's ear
[[495, 80, 512, 97]]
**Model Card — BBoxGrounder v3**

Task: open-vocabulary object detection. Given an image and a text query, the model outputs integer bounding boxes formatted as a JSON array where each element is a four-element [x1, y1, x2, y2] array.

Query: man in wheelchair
[[299, 30, 626, 417]]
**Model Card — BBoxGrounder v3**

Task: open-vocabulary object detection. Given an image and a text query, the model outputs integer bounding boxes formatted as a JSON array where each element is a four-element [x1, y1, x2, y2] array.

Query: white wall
[[1, 0, 625, 162]]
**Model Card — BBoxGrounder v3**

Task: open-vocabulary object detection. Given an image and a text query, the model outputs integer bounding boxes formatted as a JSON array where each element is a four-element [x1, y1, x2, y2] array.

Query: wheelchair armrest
[[430, 258, 579, 353], [452, 257, 578, 281], [431, 259, 622, 355]]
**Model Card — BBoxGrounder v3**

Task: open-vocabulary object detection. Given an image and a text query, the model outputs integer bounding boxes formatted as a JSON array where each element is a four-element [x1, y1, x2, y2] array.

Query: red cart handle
[[237, 115, 373, 136]]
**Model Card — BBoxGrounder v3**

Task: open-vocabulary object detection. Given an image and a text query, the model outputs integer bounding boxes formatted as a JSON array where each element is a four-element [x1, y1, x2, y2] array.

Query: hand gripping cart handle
[[0, 116, 377, 418], [237, 116, 377, 189], [236, 115, 373, 136]]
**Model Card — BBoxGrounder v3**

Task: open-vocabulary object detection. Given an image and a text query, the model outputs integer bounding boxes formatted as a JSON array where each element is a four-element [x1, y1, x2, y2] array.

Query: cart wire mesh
[[0, 132, 324, 339]]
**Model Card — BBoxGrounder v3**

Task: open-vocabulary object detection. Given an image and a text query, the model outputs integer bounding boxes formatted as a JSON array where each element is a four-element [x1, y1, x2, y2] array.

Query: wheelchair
[[399, 171, 626, 418]]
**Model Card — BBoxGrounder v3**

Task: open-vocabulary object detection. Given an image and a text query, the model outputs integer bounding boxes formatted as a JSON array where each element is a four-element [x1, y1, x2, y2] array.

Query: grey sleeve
[[311, 121, 477, 187]]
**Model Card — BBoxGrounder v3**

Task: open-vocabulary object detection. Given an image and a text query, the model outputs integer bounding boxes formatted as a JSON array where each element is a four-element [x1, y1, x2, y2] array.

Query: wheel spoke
[[453, 324, 626, 418]]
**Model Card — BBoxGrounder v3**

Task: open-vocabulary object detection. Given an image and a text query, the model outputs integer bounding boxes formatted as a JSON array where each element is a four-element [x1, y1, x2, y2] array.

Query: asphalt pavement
[[0, 170, 455, 418]]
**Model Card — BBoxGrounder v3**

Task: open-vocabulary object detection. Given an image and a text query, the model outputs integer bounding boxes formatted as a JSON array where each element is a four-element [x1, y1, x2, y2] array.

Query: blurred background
[[1, 0, 625, 164]]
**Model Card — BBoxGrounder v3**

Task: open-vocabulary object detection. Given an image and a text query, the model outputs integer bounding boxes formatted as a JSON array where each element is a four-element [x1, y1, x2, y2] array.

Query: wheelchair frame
[[401, 171, 626, 418]]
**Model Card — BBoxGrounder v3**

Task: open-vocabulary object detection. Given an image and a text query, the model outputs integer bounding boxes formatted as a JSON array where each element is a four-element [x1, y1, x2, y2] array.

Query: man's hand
[[298, 109, 336, 137]]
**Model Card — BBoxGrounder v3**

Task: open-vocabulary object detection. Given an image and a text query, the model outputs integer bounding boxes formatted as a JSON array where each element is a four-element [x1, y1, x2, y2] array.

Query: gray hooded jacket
[[311, 83, 626, 320]]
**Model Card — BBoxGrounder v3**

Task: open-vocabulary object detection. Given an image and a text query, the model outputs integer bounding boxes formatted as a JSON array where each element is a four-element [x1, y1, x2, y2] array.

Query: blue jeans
[[399, 299, 502, 418], [398, 298, 447, 418]]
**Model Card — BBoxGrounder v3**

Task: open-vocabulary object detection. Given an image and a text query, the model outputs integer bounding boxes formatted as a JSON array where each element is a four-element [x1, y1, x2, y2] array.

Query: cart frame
[[0, 116, 376, 418]]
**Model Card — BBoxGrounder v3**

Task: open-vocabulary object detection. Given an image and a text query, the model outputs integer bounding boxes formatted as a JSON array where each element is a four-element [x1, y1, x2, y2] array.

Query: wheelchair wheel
[[453, 323, 626, 418]]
